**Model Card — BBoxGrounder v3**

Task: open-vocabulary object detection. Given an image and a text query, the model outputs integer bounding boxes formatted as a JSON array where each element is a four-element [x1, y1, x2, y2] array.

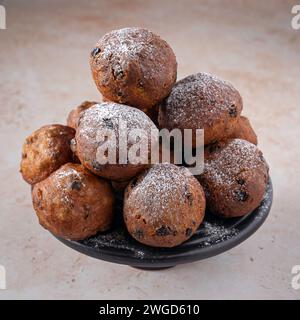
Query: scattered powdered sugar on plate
[[200, 221, 239, 246], [134, 250, 146, 259], [78, 102, 157, 143]]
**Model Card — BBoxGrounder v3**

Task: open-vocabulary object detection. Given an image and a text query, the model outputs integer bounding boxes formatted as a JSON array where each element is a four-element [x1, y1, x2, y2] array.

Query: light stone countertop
[[0, 0, 299, 299]]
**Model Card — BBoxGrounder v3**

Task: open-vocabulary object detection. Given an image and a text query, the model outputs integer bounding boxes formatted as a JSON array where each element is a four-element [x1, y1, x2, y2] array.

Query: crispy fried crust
[[32, 163, 115, 240], [124, 164, 206, 247], [198, 139, 269, 218], [20, 124, 75, 185], [159, 73, 243, 146], [67, 101, 98, 129], [90, 27, 177, 110]]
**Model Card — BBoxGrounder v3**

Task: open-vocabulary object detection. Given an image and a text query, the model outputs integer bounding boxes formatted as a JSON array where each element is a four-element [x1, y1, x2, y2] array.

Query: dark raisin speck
[[185, 228, 193, 237], [156, 225, 172, 236], [91, 47, 101, 57], [236, 178, 245, 185], [131, 178, 138, 188], [184, 184, 193, 206], [208, 143, 221, 153], [259, 153, 265, 162], [71, 180, 82, 191], [234, 190, 249, 202], [83, 212, 89, 220], [102, 117, 114, 129], [229, 104, 238, 117]]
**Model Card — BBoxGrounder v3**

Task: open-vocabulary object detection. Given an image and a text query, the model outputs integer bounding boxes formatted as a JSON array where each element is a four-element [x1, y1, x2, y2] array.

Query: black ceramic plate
[[54, 178, 273, 269]]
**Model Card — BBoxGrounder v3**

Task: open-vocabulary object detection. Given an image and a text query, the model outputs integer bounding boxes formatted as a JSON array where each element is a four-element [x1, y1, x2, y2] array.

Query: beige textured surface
[[0, 0, 300, 299]]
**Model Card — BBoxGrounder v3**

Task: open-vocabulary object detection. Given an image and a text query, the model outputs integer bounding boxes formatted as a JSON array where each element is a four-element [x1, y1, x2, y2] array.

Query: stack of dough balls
[[20, 27, 269, 248]]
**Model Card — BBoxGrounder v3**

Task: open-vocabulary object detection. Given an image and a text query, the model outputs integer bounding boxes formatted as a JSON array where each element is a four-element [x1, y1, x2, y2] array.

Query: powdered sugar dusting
[[125, 163, 196, 225], [94, 27, 174, 81], [201, 221, 239, 246], [78, 102, 156, 140], [53, 165, 86, 206], [56, 167, 82, 183], [161, 72, 241, 127], [203, 139, 264, 188]]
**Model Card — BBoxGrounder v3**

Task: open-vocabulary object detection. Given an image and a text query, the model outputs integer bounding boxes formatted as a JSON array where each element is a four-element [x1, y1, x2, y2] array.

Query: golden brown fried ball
[[20, 125, 75, 185], [198, 139, 269, 218], [159, 73, 243, 147], [75, 102, 159, 181], [124, 163, 206, 247], [90, 27, 177, 110], [32, 163, 115, 240]]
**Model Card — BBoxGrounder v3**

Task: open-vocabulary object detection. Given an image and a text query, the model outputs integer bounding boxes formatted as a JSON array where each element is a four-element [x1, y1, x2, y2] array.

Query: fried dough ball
[[124, 163, 206, 247], [32, 163, 115, 240], [159, 73, 243, 147], [75, 102, 159, 181], [20, 125, 75, 185], [90, 27, 177, 110], [198, 139, 269, 218], [229, 116, 257, 145]]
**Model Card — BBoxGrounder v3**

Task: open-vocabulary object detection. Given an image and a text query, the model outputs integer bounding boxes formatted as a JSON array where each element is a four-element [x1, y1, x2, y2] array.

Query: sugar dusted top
[[126, 163, 198, 224], [78, 102, 157, 141], [92, 27, 177, 83], [160, 72, 242, 128], [203, 139, 267, 187]]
